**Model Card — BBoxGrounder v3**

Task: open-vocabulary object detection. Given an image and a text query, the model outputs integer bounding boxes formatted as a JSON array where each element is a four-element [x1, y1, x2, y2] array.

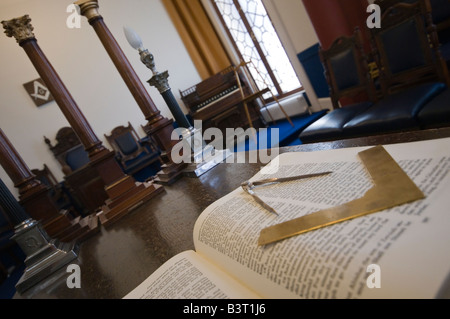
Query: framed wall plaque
[[23, 78, 54, 107]]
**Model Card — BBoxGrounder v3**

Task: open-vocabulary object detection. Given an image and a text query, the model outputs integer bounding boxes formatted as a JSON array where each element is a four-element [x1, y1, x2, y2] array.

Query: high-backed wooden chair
[[341, 0, 448, 136], [375, 0, 450, 32], [300, 2, 450, 143], [31, 164, 84, 217], [45, 127, 108, 213], [105, 122, 161, 182], [372, 0, 450, 94], [429, 0, 450, 67], [45, 127, 90, 175], [299, 28, 378, 143], [320, 28, 378, 110], [375, 0, 450, 66]]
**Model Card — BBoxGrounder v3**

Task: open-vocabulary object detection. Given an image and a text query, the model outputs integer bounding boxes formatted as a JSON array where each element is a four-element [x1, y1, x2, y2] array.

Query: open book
[[124, 138, 450, 299]]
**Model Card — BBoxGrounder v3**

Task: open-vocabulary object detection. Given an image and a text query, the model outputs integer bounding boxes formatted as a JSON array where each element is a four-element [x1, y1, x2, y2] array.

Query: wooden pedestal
[[98, 180, 164, 226], [19, 185, 99, 243]]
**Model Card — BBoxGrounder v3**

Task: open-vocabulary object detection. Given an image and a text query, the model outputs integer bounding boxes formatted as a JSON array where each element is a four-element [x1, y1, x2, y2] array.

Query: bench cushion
[[299, 102, 373, 143], [343, 82, 446, 136], [417, 88, 450, 128]]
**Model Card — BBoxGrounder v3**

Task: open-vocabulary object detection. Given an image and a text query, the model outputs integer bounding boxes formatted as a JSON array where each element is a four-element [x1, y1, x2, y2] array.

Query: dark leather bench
[[417, 87, 450, 128], [300, 83, 448, 143]]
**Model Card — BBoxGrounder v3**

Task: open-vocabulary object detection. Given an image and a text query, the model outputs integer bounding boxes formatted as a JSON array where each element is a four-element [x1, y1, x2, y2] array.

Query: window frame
[[209, 0, 303, 103]]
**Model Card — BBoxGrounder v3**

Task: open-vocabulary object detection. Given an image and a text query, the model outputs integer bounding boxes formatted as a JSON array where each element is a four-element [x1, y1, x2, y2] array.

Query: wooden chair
[[299, 28, 378, 143], [45, 127, 90, 175], [31, 164, 84, 217], [371, 0, 450, 95], [340, 0, 448, 137], [300, 4, 450, 143], [375, 0, 450, 32], [430, 0, 450, 68], [105, 123, 162, 182], [45, 127, 108, 213], [320, 27, 378, 110]]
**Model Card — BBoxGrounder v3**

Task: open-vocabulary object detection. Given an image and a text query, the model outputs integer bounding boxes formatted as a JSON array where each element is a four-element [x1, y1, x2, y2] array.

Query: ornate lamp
[[123, 26, 192, 130], [123, 26, 231, 177]]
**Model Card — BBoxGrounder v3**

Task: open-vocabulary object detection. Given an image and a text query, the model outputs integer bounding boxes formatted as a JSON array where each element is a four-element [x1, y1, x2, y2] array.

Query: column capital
[[75, 0, 101, 21], [1, 14, 35, 44], [148, 71, 171, 94]]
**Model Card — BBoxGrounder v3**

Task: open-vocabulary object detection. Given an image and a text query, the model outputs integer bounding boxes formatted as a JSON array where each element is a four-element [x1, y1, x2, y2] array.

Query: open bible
[[124, 137, 450, 299]]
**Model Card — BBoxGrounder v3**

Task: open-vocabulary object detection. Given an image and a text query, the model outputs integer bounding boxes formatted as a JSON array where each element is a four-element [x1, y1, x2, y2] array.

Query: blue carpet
[[130, 161, 162, 182], [234, 110, 327, 152]]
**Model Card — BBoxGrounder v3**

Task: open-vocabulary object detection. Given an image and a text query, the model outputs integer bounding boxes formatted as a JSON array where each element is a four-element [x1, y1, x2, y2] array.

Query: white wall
[[262, 0, 323, 112], [0, 0, 200, 198]]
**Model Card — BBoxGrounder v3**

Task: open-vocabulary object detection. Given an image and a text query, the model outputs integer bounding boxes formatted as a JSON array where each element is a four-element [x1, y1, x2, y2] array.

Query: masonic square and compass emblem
[[23, 78, 54, 107]]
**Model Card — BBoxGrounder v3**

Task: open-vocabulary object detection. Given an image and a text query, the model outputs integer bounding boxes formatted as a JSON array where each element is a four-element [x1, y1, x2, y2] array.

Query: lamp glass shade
[[123, 26, 143, 50]]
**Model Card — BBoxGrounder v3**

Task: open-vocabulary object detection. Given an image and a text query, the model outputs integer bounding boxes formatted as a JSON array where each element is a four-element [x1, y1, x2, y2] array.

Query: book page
[[123, 250, 261, 299], [193, 138, 450, 298]]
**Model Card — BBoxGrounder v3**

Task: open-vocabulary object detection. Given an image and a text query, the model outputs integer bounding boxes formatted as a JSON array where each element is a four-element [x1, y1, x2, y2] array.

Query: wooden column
[[0, 177, 29, 226], [0, 128, 96, 241], [75, 0, 188, 183], [0, 128, 58, 221], [302, 0, 372, 106], [1, 15, 164, 225], [75, 0, 178, 157], [302, 0, 371, 52]]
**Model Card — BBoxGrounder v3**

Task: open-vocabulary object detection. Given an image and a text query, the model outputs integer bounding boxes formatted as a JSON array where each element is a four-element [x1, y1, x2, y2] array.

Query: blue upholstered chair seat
[[342, 82, 446, 135], [105, 122, 162, 182], [417, 88, 450, 128], [299, 102, 373, 143]]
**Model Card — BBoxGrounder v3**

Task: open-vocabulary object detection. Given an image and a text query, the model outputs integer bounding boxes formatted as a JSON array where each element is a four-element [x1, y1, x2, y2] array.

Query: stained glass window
[[212, 0, 302, 100]]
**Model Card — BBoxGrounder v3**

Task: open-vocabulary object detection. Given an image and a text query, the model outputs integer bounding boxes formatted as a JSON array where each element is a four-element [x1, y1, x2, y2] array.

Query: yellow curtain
[[162, 0, 232, 79]]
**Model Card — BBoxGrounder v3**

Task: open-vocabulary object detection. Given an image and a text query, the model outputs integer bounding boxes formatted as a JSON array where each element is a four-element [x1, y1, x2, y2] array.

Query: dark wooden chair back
[[105, 123, 161, 179], [375, 0, 450, 32], [44, 128, 109, 214], [374, 0, 418, 11], [105, 123, 149, 163], [44, 127, 90, 175], [31, 164, 84, 217], [371, 0, 450, 95], [320, 27, 377, 110], [31, 163, 58, 187]]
